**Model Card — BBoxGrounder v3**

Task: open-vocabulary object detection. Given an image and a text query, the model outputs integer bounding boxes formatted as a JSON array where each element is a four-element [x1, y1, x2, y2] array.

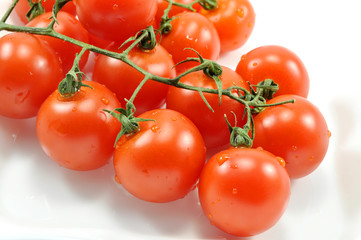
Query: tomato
[[252, 95, 330, 178], [15, 0, 76, 23], [113, 109, 206, 203], [36, 81, 122, 171], [200, 0, 255, 52], [160, 12, 221, 74], [93, 44, 176, 115], [26, 12, 90, 73], [198, 147, 290, 237], [74, 0, 158, 42], [88, 32, 112, 51], [154, 0, 201, 29], [236, 45, 310, 98], [166, 66, 249, 149], [0, 32, 63, 119]]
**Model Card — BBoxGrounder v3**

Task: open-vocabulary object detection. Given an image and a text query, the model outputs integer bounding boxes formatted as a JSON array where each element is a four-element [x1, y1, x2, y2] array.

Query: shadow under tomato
[[0, 115, 38, 161], [106, 180, 205, 237]]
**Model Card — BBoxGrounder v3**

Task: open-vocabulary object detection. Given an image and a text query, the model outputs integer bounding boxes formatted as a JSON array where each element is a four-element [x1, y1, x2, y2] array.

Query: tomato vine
[[0, 0, 293, 148]]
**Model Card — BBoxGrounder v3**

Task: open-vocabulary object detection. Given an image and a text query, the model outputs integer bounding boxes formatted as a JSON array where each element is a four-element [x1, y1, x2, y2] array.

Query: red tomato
[[113, 109, 206, 203], [236, 45, 310, 98], [200, 0, 255, 52], [154, 0, 201, 29], [160, 12, 221, 74], [0, 33, 63, 119], [166, 66, 249, 149], [74, 0, 158, 42], [93, 44, 176, 115], [26, 12, 90, 73], [15, 0, 76, 23], [253, 95, 330, 178], [198, 147, 290, 237], [36, 81, 122, 171], [88, 32, 113, 51]]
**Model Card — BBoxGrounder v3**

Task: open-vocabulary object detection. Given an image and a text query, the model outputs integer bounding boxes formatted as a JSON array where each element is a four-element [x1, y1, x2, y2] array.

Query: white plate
[[1, 0, 361, 239]]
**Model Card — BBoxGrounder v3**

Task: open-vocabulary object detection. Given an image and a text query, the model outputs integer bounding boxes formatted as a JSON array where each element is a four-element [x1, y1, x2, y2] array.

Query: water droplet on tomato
[[230, 164, 238, 169], [276, 157, 286, 167], [292, 145, 298, 151], [208, 213, 213, 219], [112, 4, 118, 10], [114, 175, 121, 184], [237, 8, 244, 18], [232, 188, 238, 194], [171, 117, 177, 121], [309, 156, 314, 161], [217, 154, 230, 166], [151, 125, 160, 132], [328, 130, 332, 138], [186, 35, 194, 41], [101, 97, 109, 105]]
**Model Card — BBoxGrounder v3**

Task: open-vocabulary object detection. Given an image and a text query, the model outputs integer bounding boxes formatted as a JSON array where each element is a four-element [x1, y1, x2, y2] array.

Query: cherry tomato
[[88, 32, 112, 51], [26, 12, 90, 73], [160, 12, 221, 74], [0, 32, 63, 119], [236, 45, 310, 98], [36, 81, 122, 171], [198, 147, 290, 237], [15, 0, 76, 24], [74, 0, 158, 42], [166, 66, 249, 149], [114, 109, 206, 203], [200, 0, 255, 52], [93, 44, 176, 115], [253, 95, 330, 178], [154, 0, 201, 29]]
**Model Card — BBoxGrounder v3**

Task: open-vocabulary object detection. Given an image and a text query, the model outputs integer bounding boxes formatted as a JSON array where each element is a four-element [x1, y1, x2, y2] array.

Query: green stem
[[0, 2, 294, 147], [1, 0, 20, 22]]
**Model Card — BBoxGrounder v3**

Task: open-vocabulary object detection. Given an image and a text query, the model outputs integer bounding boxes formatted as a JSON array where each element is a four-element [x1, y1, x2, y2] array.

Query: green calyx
[[26, 0, 45, 21], [225, 112, 253, 148], [198, 0, 218, 10], [104, 101, 155, 147]]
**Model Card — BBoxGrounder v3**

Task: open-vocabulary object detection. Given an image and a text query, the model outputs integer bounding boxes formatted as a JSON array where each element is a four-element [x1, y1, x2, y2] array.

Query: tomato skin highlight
[[0, 32, 63, 119], [200, 0, 255, 52], [15, 0, 76, 24], [74, 0, 158, 42], [253, 95, 329, 178], [93, 44, 176, 115], [166, 66, 249, 149], [198, 147, 290, 237], [236, 45, 310, 98], [36, 81, 122, 171], [26, 12, 90, 73], [113, 109, 206, 203], [160, 12, 221, 74]]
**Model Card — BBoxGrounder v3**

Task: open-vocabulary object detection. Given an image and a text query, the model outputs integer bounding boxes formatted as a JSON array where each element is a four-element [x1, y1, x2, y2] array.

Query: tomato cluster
[[0, 0, 330, 238]]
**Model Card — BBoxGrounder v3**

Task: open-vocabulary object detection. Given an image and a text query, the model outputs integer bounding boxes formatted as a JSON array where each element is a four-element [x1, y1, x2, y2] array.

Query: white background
[[1, 0, 361, 239]]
